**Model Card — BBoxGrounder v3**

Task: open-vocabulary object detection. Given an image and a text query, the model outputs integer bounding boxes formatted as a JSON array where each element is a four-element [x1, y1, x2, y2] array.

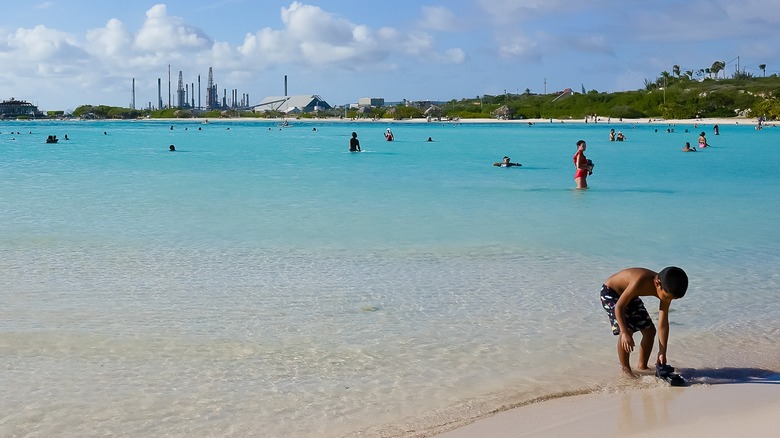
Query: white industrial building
[[252, 95, 332, 114], [358, 97, 384, 107]]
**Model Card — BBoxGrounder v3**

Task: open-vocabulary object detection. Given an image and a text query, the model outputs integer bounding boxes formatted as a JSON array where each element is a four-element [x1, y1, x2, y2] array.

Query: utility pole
[[663, 76, 667, 105]]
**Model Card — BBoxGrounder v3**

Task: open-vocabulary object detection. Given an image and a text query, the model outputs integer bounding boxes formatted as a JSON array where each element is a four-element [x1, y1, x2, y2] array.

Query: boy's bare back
[[604, 267, 660, 299]]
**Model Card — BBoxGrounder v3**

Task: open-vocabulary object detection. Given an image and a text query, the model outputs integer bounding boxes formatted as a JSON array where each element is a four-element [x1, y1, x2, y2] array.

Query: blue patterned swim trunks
[[600, 284, 654, 335]]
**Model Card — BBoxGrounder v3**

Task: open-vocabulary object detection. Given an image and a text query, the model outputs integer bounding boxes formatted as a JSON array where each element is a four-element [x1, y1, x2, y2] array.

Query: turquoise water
[[2, 119, 779, 436]]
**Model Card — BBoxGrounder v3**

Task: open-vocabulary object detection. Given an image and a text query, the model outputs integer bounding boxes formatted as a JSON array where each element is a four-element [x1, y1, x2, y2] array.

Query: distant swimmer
[[616, 131, 625, 141], [609, 128, 616, 141], [170, 125, 174, 130], [682, 142, 696, 152], [427, 137, 433, 142], [349, 132, 361, 152], [384, 128, 394, 141], [713, 124, 720, 135], [169, 144, 176, 151], [493, 156, 521, 167], [64, 134, 69, 140]]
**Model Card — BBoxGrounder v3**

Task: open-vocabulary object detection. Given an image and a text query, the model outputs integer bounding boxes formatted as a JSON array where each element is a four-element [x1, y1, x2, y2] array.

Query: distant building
[[0, 97, 42, 118], [252, 95, 332, 114], [358, 97, 384, 107]]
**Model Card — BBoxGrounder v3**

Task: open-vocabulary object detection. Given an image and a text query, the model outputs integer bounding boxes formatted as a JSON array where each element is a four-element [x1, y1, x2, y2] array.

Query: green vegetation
[[72, 105, 144, 119], [441, 74, 780, 120], [62, 68, 780, 121]]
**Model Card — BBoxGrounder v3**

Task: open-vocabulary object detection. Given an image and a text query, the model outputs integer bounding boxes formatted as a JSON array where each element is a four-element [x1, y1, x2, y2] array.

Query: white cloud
[[567, 34, 613, 55], [497, 33, 542, 60], [134, 4, 212, 52], [86, 18, 132, 57], [441, 48, 466, 64], [419, 6, 458, 32], [478, 0, 591, 24], [0, 24, 89, 81], [1, 2, 468, 108], [238, 2, 462, 69]]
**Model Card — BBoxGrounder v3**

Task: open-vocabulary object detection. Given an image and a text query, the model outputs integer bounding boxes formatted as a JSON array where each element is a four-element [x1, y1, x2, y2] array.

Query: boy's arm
[[656, 300, 671, 365], [613, 286, 640, 352]]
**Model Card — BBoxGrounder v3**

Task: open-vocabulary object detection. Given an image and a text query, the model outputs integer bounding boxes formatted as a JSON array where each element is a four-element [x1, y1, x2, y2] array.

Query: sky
[[1, 0, 779, 111]]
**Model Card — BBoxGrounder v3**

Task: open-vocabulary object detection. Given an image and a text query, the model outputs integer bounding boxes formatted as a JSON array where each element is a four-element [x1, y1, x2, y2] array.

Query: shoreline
[[432, 379, 780, 437], [10, 116, 771, 127]]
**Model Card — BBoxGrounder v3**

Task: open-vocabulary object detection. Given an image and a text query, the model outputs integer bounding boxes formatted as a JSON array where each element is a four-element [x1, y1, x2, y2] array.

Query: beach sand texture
[[434, 372, 780, 437]]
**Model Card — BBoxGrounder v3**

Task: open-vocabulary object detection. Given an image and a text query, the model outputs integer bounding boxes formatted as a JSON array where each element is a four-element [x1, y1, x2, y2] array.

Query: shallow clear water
[[1, 119, 779, 436]]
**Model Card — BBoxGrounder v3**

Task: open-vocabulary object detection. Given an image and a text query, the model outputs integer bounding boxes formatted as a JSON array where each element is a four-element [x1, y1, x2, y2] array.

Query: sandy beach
[[433, 379, 780, 437]]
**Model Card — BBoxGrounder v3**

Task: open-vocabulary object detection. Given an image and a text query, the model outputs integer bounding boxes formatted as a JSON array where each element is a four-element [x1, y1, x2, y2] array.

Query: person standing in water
[[698, 132, 709, 148], [349, 132, 361, 152], [573, 140, 593, 189]]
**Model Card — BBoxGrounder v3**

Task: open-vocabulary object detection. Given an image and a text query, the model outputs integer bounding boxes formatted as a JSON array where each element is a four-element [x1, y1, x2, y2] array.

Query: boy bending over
[[600, 267, 688, 377]]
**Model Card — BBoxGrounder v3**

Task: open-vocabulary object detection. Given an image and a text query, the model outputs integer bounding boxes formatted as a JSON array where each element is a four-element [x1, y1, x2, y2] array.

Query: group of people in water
[[497, 123, 723, 189], [682, 130, 713, 152], [609, 129, 626, 141], [348, 128, 400, 152]]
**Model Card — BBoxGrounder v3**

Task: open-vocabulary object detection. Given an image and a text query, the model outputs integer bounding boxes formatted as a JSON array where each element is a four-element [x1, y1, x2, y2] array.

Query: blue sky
[[1, 0, 779, 111]]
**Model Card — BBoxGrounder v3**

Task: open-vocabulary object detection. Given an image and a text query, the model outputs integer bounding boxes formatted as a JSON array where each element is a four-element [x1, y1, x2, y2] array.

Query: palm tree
[[711, 61, 726, 79], [759, 64, 767, 77], [673, 65, 681, 77]]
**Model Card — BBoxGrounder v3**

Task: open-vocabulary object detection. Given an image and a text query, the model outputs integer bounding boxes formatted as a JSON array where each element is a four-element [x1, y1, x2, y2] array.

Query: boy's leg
[[617, 336, 634, 377], [637, 324, 657, 370]]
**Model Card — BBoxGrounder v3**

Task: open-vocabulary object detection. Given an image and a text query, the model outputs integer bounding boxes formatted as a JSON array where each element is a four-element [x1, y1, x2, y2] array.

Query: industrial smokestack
[[131, 78, 135, 110], [158, 78, 162, 110], [284, 75, 287, 97]]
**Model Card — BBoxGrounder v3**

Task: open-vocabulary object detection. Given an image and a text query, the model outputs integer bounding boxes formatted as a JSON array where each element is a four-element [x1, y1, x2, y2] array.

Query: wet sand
[[434, 380, 780, 437]]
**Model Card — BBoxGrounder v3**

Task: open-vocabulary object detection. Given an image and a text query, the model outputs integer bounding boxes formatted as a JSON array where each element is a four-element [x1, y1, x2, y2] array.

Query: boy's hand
[[620, 333, 634, 352]]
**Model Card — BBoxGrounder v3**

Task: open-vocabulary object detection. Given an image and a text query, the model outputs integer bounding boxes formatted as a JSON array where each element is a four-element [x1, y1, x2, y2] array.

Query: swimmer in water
[[493, 156, 521, 167]]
